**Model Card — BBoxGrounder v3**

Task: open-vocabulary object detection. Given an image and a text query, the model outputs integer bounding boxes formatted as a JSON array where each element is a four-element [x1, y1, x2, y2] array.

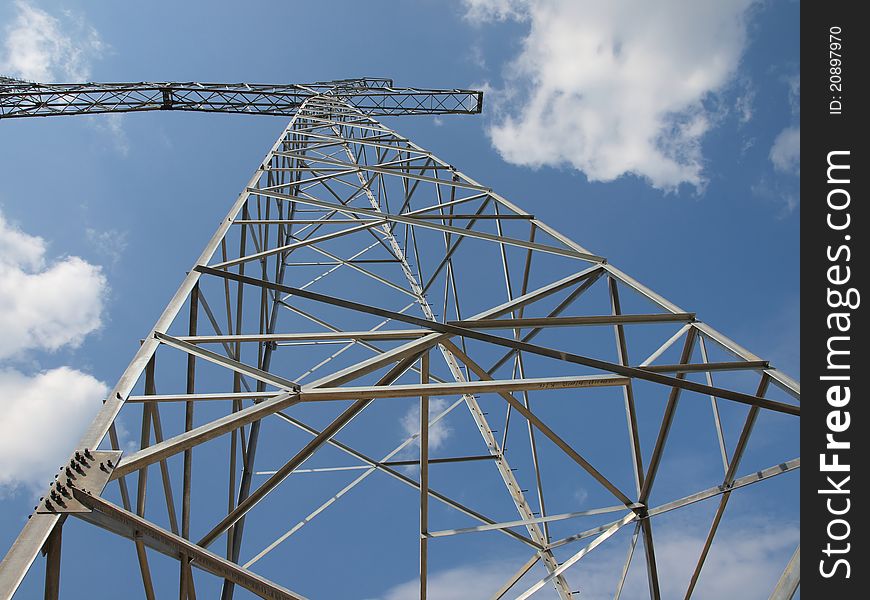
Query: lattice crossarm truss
[[0, 77, 482, 118]]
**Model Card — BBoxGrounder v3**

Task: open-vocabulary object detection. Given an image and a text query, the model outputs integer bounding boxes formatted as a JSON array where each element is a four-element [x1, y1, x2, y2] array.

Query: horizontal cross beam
[[0, 77, 483, 118], [195, 265, 800, 416], [125, 374, 628, 404]]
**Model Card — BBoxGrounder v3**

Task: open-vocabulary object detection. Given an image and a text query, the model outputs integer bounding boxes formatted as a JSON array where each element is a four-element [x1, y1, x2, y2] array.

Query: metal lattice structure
[[0, 76, 481, 118], [0, 79, 799, 600]]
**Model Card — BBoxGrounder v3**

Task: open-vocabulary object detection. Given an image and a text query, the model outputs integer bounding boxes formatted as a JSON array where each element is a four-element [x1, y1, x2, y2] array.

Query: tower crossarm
[[0, 76, 483, 118]]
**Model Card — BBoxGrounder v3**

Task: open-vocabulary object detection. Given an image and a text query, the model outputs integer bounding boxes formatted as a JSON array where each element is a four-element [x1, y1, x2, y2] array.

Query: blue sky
[[0, 1, 799, 598]]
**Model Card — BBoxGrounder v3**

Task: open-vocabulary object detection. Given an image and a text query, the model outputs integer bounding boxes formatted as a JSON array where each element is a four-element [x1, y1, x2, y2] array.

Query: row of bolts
[[35, 450, 115, 514]]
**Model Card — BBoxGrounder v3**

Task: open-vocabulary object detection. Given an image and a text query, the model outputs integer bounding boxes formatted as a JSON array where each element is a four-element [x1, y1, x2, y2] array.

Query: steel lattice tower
[[0, 78, 799, 599]]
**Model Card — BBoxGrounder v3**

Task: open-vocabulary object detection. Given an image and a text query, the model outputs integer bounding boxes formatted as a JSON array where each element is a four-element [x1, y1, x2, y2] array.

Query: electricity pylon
[[0, 78, 799, 599]]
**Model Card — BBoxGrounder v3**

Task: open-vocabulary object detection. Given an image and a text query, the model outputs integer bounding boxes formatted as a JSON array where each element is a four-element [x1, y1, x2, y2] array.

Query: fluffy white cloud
[[769, 126, 799, 174], [769, 75, 800, 176], [400, 397, 452, 451], [0, 210, 45, 268], [464, 0, 758, 190], [0, 211, 109, 492], [642, 524, 798, 598], [0, 212, 108, 360], [1, 1, 105, 82], [376, 519, 797, 599], [0, 367, 107, 492]]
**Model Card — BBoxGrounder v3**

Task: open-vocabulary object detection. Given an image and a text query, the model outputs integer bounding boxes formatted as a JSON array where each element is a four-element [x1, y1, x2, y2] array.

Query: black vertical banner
[[802, 3, 867, 598]]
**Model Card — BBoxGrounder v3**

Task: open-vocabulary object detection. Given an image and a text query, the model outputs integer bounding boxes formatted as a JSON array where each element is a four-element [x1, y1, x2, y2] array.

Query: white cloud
[[0, 212, 108, 360], [0, 367, 107, 493], [735, 80, 756, 124], [86, 226, 128, 267], [785, 74, 800, 115], [0, 3, 128, 153], [464, 0, 758, 191], [468, 44, 487, 70], [375, 518, 797, 599], [88, 113, 131, 156], [464, 0, 528, 22], [769, 126, 799, 174], [768, 75, 800, 176], [379, 560, 559, 600], [618, 522, 798, 599], [0, 211, 109, 493], [0, 211, 45, 269], [0, 0, 105, 82], [401, 397, 452, 451]]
